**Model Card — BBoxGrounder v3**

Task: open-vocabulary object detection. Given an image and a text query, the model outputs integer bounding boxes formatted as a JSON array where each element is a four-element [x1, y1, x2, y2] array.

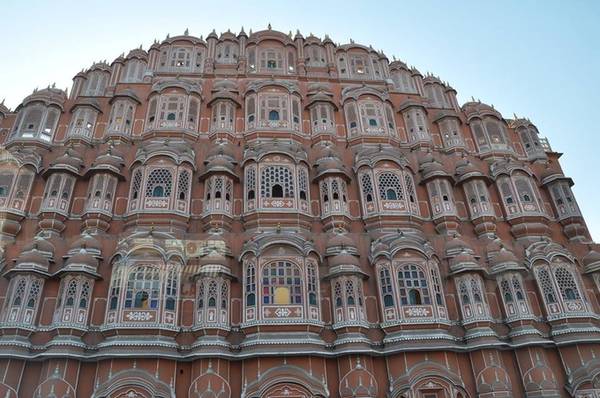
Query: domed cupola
[[461, 100, 503, 121], [583, 246, 600, 275], [444, 235, 482, 275], [43, 146, 85, 178], [87, 144, 125, 177], [126, 47, 148, 61], [454, 156, 489, 184], [485, 236, 524, 275], [9, 235, 56, 275]]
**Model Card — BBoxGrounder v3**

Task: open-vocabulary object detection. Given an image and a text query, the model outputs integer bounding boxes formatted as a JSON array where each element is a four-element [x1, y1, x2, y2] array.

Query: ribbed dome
[[126, 48, 148, 60], [23, 236, 55, 259], [89, 145, 125, 175], [68, 233, 102, 257], [490, 246, 519, 267], [14, 248, 50, 270], [47, 147, 85, 176], [583, 249, 600, 269], [328, 252, 360, 267], [326, 232, 357, 252], [455, 158, 486, 182], [64, 248, 99, 269], [444, 235, 470, 256]]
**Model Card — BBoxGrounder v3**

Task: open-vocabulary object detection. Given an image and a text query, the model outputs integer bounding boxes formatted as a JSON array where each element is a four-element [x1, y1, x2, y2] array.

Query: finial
[[184, 28, 189, 35], [166, 33, 170, 39], [268, 23, 272, 30]]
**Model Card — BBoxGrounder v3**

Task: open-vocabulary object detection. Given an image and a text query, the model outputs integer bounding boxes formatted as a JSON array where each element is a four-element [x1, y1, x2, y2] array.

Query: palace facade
[[0, 26, 599, 397]]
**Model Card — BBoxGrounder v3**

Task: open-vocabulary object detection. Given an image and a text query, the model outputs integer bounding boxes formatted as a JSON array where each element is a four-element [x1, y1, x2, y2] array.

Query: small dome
[[328, 252, 360, 267], [455, 158, 486, 183], [68, 232, 102, 257], [462, 100, 503, 120], [89, 145, 125, 176], [198, 250, 229, 267], [21, 85, 67, 109], [326, 232, 357, 252], [449, 251, 480, 273], [389, 60, 409, 71], [46, 147, 85, 176], [14, 248, 50, 271], [206, 140, 236, 160], [490, 246, 519, 268], [64, 247, 99, 269], [88, 61, 111, 72], [583, 249, 600, 272], [22, 236, 55, 259], [126, 48, 148, 60], [444, 235, 470, 256]]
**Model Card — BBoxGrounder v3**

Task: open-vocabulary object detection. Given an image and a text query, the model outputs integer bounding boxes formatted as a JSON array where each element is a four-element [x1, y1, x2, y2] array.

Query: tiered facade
[[0, 26, 599, 397]]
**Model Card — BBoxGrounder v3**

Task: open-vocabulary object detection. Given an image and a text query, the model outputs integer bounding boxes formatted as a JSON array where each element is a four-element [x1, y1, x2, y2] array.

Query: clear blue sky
[[1, 0, 599, 239]]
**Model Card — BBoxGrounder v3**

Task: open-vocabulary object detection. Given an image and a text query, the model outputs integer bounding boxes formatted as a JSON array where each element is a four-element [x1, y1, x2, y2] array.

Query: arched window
[[438, 118, 464, 149], [397, 264, 430, 305], [259, 48, 284, 72], [210, 101, 235, 132], [268, 110, 280, 121], [145, 93, 201, 131], [121, 59, 146, 83], [11, 104, 60, 142], [203, 175, 233, 215], [427, 179, 456, 217], [305, 45, 326, 67], [196, 276, 230, 327], [455, 274, 490, 321], [0, 167, 34, 212], [83, 71, 108, 96], [378, 172, 403, 201], [41, 173, 75, 213], [498, 273, 530, 319], [471, 118, 510, 153], [534, 263, 588, 318], [497, 173, 542, 216], [215, 42, 238, 64], [463, 179, 493, 218], [391, 69, 417, 93], [3, 276, 43, 325], [260, 165, 294, 198], [245, 262, 256, 306], [549, 181, 580, 219], [145, 169, 173, 198], [262, 261, 302, 305], [319, 177, 349, 217], [107, 100, 135, 136], [403, 108, 430, 143], [424, 83, 449, 108], [380, 268, 394, 307], [246, 95, 257, 128], [309, 103, 335, 135], [125, 266, 160, 309]]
